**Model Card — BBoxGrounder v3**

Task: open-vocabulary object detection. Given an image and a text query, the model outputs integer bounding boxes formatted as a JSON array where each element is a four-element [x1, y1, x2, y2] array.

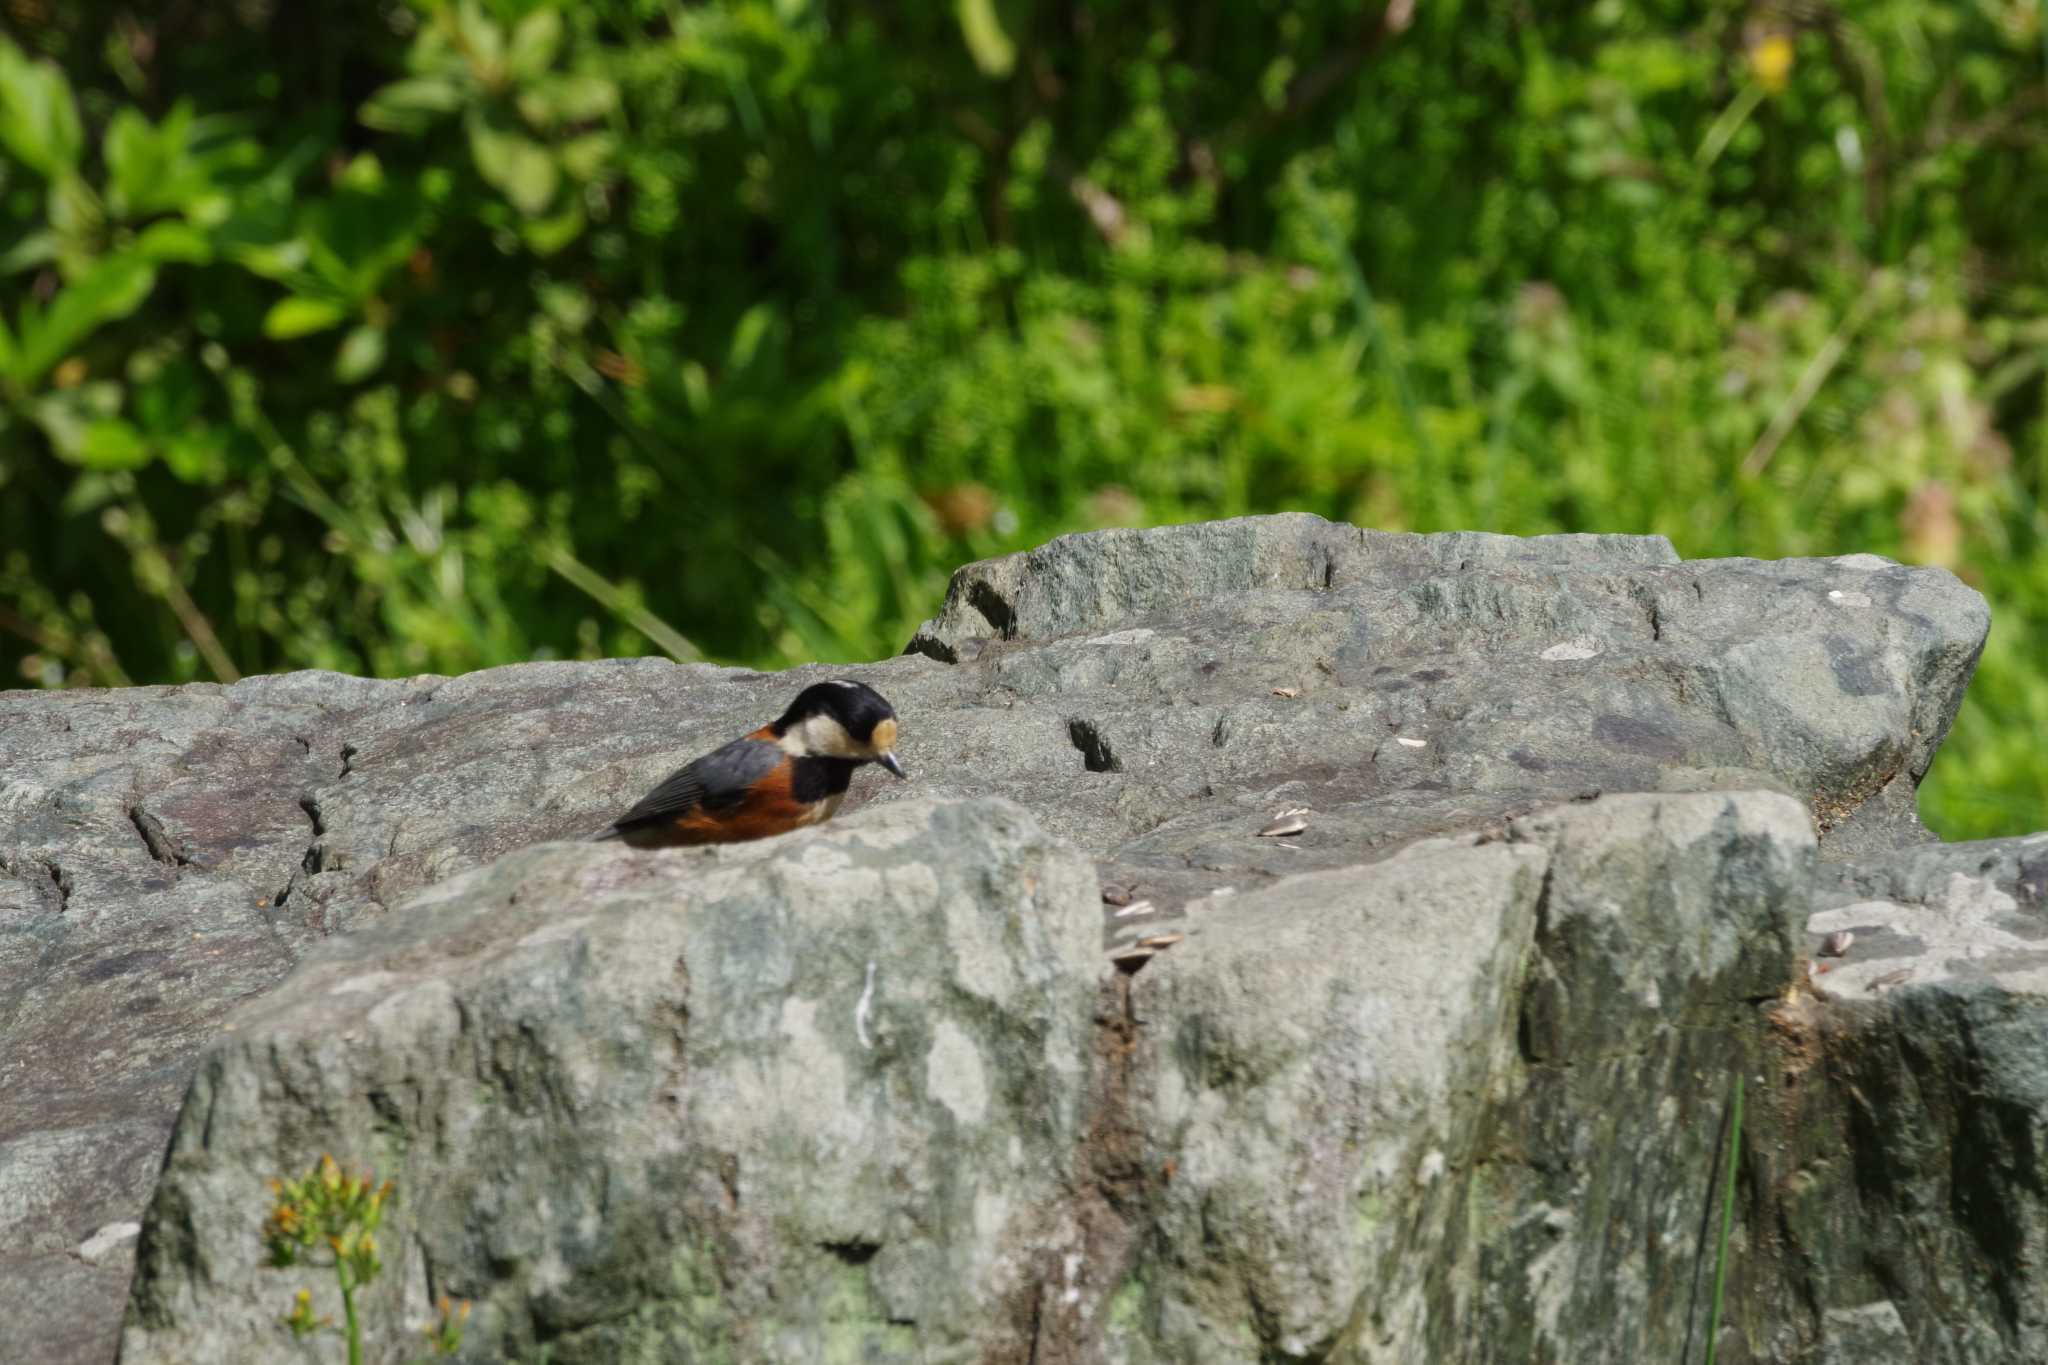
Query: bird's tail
[[588, 824, 623, 843]]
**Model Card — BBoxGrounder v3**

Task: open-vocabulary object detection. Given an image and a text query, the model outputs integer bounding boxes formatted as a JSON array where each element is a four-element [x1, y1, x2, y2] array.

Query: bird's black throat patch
[[790, 755, 862, 804]]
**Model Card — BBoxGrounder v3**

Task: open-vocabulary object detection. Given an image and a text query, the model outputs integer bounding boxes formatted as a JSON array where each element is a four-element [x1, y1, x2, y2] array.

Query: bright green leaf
[[728, 303, 774, 370], [516, 74, 617, 129], [334, 324, 387, 383], [28, 381, 122, 460], [467, 110, 558, 215], [538, 281, 592, 331], [183, 191, 233, 229], [59, 469, 125, 517], [555, 132, 615, 182], [78, 418, 152, 470], [0, 37, 85, 176], [46, 173, 103, 243], [229, 237, 312, 283], [335, 153, 387, 193], [0, 229, 57, 275], [954, 0, 1015, 77], [508, 8, 563, 79], [134, 220, 213, 265], [100, 103, 211, 219], [521, 200, 586, 255], [102, 108, 158, 209], [15, 254, 157, 384], [453, 1, 505, 69], [1595, 38, 1701, 96], [263, 295, 349, 339], [162, 431, 230, 484], [359, 76, 466, 135]]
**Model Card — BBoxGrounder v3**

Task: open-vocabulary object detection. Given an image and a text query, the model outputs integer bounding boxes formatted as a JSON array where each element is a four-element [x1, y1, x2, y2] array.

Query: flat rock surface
[[1807, 830, 2048, 999], [0, 514, 1997, 1358]]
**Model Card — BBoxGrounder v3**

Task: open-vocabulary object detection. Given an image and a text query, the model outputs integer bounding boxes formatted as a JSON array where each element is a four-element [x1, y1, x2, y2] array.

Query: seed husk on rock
[[1258, 807, 1311, 838]]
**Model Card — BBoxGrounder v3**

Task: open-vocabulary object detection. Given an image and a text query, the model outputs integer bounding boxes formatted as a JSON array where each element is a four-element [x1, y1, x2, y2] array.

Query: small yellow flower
[[1751, 33, 1794, 94]]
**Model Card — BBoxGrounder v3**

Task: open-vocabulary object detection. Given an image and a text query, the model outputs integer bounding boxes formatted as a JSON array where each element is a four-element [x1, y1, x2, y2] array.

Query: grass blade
[[1703, 1071, 1745, 1365]]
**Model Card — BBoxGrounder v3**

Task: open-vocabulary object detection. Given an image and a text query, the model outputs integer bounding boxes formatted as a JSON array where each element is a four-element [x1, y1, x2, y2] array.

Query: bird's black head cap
[[776, 679, 897, 742], [772, 680, 908, 778]]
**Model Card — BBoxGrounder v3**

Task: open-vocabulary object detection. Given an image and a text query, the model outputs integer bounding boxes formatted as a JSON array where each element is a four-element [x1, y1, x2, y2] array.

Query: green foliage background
[[2, 0, 2045, 837]]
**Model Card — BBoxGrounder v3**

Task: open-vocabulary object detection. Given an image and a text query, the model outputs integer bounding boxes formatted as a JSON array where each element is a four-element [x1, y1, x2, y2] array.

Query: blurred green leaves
[[955, 0, 1017, 77], [466, 109, 559, 215], [1, 253, 154, 391], [103, 104, 212, 220], [0, 38, 83, 178], [262, 296, 348, 341], [359, 0, 616, 237]]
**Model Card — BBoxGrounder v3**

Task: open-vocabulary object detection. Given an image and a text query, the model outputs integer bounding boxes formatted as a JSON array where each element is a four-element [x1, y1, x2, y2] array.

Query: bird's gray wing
[[597, 736, 782, 838]]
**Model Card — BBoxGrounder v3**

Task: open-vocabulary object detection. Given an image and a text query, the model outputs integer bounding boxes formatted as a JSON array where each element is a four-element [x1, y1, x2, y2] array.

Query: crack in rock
[[3, 852, 72, 915], [127, 806, 192, 871], [1067, 720, 1121, 773], [275, 795, 329, 908]]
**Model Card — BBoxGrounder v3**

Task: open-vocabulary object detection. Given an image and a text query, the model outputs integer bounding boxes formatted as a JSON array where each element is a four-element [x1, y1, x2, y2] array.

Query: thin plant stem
[[1739, 289, 1878, 478], [121, 511, 241, 683], [1697, 82, 1764, 170], [1703, 1072, 1745, 1365], [541, 544, 702, 663], [0, 605, 133, 687], [338, 1260, 362, 1365], [1303, 190, 1436, 517]]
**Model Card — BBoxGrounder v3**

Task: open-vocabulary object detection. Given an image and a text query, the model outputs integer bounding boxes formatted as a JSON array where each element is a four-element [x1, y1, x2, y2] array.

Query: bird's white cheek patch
[[784, 714, 859, 757]]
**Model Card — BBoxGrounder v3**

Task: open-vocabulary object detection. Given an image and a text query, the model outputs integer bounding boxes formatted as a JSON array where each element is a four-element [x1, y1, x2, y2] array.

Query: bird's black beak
[[878, 751, 908, 780]]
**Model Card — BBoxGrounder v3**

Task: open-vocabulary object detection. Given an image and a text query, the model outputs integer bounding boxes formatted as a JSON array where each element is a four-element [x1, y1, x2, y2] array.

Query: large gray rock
[[1115, 837, 1552, 1361], [0, 513, 2019, 1361], [1760, 833, 2048, 1364], [1477, 791, 1814, 1365], [123, 797, 1101, 1363], [1095, 791, 1811, 1364]]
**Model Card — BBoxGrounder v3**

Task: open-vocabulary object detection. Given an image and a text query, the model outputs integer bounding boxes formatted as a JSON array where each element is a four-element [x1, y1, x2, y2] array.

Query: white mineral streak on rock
[[77, 1223, 142, 1264], [327, 970, 399, 996], [855, 960, 877, 1049]]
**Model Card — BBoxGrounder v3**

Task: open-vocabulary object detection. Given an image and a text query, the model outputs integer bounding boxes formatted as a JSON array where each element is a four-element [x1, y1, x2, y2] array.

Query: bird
[[593, 679, 908, 848]]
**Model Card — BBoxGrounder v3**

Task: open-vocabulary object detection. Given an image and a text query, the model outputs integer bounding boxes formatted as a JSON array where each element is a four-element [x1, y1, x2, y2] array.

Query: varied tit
[[594, 680, 908, 848]]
